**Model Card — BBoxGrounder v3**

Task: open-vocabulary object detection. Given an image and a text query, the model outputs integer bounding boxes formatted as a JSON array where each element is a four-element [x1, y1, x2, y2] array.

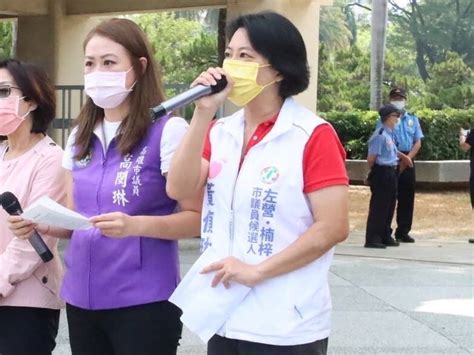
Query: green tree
[[318, 45, 371, 111], [132, 12, 217, 86], [174, 8, 221, 32], [424, 52, 474, 109], [318, 0, 473, 113], [179, 32, 218, 84], [0, 20, 13, 59], [319, 4, 353, 52], [388, 0, 474, 81]]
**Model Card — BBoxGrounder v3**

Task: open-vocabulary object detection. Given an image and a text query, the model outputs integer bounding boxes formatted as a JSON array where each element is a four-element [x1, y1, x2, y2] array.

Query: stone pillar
[[224, 0, 331, 115], [16, 0, 63, 79], [16, 0, 101, 146], [16, 0, 101, 84], [15, 0, 102, 85], [53, 14, 101, 146], [56, 15, 103, 85]]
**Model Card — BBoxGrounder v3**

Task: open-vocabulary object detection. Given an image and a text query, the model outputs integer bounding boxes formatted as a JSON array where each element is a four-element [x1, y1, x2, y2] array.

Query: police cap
[[389, 87, 407, 98], [379, 103, 402, 122]]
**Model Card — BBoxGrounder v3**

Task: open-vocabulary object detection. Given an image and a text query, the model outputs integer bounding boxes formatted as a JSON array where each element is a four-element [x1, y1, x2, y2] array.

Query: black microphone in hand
[[0, 192, 53, 263], [150, 76, 228, 119]]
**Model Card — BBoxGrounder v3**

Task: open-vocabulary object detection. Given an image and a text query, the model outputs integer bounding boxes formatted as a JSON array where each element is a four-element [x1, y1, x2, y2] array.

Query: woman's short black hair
[[226, 11, 310, 98], [0, 59, 56, 134]]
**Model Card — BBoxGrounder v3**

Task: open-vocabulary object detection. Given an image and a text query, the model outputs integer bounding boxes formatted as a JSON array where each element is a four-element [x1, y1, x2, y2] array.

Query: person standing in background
[[387, 87, 424, 243], [459, 127, 474, 243], [365, 104, 413, 249]]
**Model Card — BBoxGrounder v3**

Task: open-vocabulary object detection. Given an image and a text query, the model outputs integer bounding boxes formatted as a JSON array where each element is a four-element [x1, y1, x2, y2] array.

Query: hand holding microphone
[[191, 68, 233, 113], [1, 192, 54, 263], [150, 67, 232, 119]]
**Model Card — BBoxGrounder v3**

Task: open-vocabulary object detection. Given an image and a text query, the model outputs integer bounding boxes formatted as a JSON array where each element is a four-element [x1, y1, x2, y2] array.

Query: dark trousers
[[66, 301, 182, 355], [208, 335, 328, 355], [470, 175, 474, 208], [395, 160, 416, 237], [365, 165, 398, 244], [0, 306, 60, 355]]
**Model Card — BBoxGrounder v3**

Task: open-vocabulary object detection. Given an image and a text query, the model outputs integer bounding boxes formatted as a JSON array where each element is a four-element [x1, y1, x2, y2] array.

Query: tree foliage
[[319, 4, 353, 52], [318, 0, 473, 111], [322, 108, 474, 160], [318, 45, 370, 111], [388, 0, 474, 81], [424, 52, 473, 109], [132, 12, 218, 88], [0, 20, 13, 59]]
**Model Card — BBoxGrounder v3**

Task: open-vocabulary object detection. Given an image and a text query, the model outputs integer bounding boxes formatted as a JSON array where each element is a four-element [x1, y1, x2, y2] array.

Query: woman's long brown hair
[[74, 18, 165, 160]]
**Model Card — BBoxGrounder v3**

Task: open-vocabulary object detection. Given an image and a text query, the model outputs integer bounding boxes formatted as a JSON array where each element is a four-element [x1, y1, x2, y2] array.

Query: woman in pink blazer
[[0, 59, 65, 355]]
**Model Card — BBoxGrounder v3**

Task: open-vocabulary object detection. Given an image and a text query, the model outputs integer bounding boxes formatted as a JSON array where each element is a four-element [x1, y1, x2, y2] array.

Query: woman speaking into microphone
[[167, 11, 349, 355]]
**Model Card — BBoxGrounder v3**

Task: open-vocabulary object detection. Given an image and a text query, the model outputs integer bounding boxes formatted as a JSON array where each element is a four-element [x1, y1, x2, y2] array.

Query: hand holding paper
[[201, 255, 263, 288], [21, 196, 92, 230], [90, 212, 135, 238], [169, 247, 251, 343]]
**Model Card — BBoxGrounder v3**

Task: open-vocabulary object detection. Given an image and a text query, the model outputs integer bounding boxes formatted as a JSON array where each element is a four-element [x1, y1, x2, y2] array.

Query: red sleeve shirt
[[302, 124, 348, 193], [202, 118, 348, 193], [202, 120, 216, 162]]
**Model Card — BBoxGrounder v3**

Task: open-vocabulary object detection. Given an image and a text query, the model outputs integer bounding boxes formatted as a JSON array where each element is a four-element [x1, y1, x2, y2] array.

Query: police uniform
[[467, 129, 474, 244], [376, 88, 424, 243], [392, 110, 423, 241], [465, 129, 474, 208], [365, 124, 399, 248]]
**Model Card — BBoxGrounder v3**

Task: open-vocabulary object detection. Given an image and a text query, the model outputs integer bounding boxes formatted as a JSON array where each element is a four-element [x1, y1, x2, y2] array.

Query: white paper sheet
[[22, 196, 92, 230], [170, 247, 251, 343]]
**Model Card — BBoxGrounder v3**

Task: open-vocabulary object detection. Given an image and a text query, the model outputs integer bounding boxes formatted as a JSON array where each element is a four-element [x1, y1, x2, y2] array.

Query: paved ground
[[53, 234, 474, 354]]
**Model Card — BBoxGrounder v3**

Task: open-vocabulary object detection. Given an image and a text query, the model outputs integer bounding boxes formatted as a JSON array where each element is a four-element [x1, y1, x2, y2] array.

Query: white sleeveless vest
[[202, 98, 334, 345]]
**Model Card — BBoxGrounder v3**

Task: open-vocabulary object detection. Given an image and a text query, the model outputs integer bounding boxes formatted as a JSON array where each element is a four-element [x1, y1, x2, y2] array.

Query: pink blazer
[[0, 136, 65, 309]]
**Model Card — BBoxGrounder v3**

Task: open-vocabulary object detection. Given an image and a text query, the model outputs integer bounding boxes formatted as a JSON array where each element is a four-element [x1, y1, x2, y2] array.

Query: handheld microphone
[[0, 192, 54, 263], [150, 76, 228, 119]]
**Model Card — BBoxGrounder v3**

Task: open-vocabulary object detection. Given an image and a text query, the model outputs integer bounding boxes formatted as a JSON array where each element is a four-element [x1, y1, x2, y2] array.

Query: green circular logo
[[261, 166, 279, 184]]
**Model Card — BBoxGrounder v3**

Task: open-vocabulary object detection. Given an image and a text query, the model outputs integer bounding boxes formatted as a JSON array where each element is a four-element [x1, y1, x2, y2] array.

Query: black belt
[[374, 164, 398, 170]]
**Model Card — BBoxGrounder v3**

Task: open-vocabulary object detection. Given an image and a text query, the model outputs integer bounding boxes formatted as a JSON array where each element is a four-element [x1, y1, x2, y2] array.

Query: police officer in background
[[388, 87, 424, 243], [459, 128, 474, 209], [459, 127, 474, 243], [365, 104, 413, 248]]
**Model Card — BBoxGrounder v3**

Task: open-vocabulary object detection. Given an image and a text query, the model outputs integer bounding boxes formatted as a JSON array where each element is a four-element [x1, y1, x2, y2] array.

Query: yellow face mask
[[223, 59, 277, 106]]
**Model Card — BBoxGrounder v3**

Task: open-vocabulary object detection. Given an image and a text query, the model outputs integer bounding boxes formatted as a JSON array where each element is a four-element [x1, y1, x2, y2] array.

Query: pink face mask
[[0, 95, 29, 135], [84, 68, 135, 109]]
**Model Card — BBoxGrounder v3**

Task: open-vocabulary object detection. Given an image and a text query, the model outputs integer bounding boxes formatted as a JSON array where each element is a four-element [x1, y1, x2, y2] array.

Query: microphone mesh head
[[211, 76, 228, 94], [0, 191, 21, 214]]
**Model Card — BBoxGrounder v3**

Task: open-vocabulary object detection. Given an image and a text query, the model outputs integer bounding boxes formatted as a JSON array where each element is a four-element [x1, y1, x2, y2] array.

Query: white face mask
[[84, 67, 135, 109], [390, 100, 406, 110]]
